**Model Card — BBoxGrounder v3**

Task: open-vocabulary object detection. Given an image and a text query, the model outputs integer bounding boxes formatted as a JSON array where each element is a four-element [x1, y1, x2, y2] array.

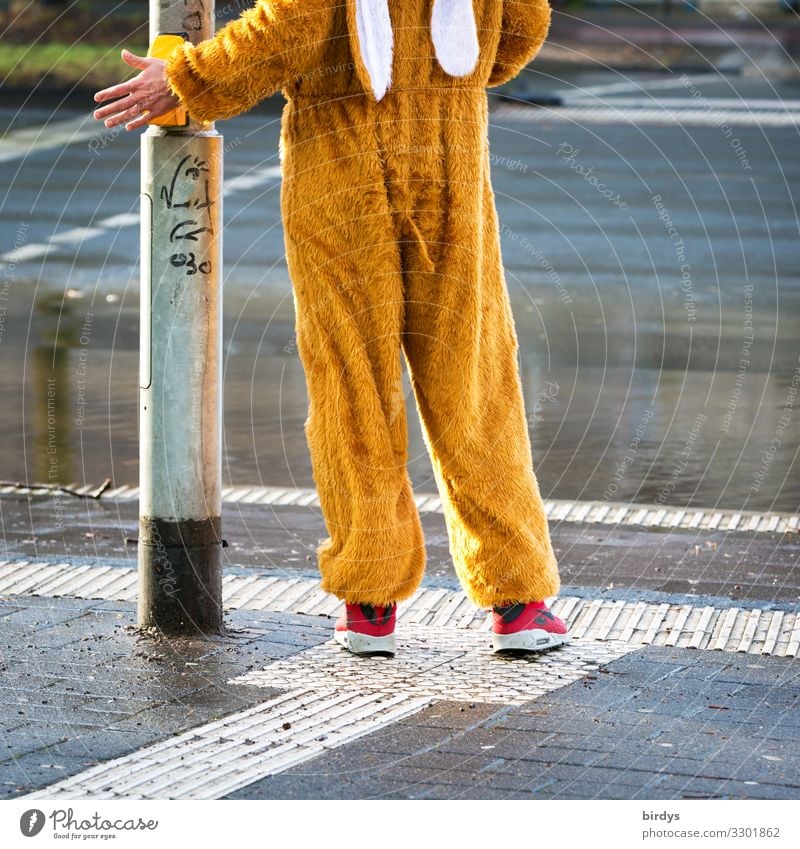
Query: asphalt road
[[0, 70, 798, 515]]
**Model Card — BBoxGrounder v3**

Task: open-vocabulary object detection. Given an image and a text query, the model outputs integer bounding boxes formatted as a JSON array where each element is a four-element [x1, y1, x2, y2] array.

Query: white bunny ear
[[431, 0, 480, 78], [351, 0, 394, 101]]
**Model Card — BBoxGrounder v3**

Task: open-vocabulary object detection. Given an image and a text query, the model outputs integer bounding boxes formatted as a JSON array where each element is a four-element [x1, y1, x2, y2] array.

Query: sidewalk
[[0, 489, 798, 800]]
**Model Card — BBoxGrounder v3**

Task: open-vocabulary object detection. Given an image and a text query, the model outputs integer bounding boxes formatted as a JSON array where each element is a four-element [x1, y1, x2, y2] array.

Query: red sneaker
[[334, 602, 397, 657], [491, 600, 569, 653]]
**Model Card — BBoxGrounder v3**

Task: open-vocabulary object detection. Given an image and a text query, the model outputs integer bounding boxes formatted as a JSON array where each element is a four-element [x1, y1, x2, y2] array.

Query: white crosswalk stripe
[[493, 100, 800, 127]]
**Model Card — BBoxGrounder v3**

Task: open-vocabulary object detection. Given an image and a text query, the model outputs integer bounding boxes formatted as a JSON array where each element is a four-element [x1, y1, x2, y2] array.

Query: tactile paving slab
[[1, 561, 797, 656], [21, 629, 636, 800]]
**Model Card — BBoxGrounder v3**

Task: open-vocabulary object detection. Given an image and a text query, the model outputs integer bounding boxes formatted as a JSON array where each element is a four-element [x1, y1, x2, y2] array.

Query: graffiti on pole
[[159, 153, 215, 276]]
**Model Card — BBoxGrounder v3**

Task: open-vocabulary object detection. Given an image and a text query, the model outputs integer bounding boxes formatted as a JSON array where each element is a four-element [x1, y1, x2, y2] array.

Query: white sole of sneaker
[[492, 630, 570, 653], [334, 629, 396, 657]]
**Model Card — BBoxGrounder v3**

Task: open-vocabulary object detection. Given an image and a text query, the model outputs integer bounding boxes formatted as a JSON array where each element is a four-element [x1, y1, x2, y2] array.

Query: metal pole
[[138, 0, 224, 635]]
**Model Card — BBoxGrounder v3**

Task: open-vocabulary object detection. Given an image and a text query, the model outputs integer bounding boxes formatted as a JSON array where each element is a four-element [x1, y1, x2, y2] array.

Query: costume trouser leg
[[399, 166, 561, 610], [282, 113, 426, 607], [282, 97, 559, 609]]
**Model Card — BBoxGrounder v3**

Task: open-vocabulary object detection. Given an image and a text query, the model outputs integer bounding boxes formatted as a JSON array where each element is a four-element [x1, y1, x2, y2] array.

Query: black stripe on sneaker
[[493, 602, 526, 624], [358, 603, 395, 626]]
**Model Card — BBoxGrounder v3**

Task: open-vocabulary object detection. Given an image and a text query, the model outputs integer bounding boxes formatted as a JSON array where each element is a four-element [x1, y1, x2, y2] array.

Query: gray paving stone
[[0, 605, 92, 628], [226, 646, 800, 800], [397, 701, 503, 730], [0, 597, 331, 799], [1, 754, 105, 795], [413, 784, 539, 800], [535, 780, 643, 800], [2, 585, 799, 801], [0, 732, 76, 765], [648, 777, 800, 800], [381, 763, 541, 793], [350, 726, 459, 756], [386, 749, 504, 773]]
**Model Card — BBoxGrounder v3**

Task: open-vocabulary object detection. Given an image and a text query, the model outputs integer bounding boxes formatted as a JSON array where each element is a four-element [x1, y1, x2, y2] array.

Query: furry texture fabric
[[163, 0, 558, 608]]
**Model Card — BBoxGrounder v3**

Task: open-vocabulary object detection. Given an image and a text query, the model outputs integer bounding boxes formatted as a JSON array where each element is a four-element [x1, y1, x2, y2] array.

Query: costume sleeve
[[487, 0, 552, 88], [163, 0, 337, 123]]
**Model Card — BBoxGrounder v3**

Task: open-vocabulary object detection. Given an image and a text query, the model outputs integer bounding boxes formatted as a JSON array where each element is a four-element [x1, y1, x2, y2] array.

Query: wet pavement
[[1, 19, 799, 802], [1, 551, 798, 801], [225, 646, 800, 801], [0, 493, 798, 605], [1, 70, 799, 513]]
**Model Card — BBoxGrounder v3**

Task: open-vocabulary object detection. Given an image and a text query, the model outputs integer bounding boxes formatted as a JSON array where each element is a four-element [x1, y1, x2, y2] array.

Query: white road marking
[[0, 150, 282, 266], [562, 97, 800, 111], [1, 242, 57, 262], [95, 212, 139, 229], [555, 73, 728, 101], [48, 226, 107, 242], [0, 115, 102, 163], [21, 627, 636, 800], [222, 165, 282, 193], [493, 103, 800, 127]]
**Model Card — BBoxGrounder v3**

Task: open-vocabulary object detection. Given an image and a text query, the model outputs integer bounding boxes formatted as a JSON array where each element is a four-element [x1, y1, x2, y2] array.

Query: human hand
[[93, 49, 182, 131]]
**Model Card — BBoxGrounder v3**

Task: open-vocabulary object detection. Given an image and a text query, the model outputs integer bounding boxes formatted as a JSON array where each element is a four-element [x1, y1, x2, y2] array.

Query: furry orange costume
[[163, 0, 560, 609]]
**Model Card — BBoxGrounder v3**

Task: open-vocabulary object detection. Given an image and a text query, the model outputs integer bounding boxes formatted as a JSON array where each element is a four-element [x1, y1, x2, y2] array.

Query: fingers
[[93, 94, 135, 121], [94, 95, 137, 125], [91, 43, 181, 132], [97, 97, 145, 129], [93, 82, 133, 106], [93, 50, 151, 107], [128, 99, 179, 131], [121, 48, 150, 70], [124, 110, 156, 132], [98, 96, 178, 132]]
